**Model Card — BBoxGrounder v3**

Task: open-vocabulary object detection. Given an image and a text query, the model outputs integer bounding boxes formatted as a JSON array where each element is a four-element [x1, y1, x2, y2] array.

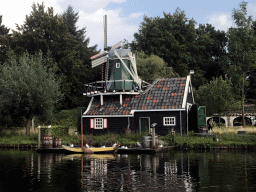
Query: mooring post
[[152, 127, 156, 149], [37, 126, 41, 149]]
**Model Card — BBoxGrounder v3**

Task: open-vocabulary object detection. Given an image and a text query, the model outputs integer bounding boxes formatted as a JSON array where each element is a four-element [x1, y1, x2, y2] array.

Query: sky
[[1, 0, 256, 51]]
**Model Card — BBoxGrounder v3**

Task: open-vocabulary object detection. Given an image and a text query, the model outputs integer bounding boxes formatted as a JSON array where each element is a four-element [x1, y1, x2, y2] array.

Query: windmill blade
[[114, 49, 141, 87], [92, 56, 107, 68], [111, 41, 122, 50], [128, 53, 138, 76], [91, 51, 108, 68], [90, 51, 108, 60]]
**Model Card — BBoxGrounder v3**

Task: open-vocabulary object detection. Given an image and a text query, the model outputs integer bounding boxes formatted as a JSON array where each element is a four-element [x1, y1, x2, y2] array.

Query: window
[[90, 118, 108, 129], [116, 63, 120, 68], [95, 118, 103, 129], [163, 117, 175, 126]]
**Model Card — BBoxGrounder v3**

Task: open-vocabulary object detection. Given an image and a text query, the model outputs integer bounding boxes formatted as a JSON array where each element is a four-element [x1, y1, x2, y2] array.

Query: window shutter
[[103, 118, 108, 129], [90, 118, 94, 129]]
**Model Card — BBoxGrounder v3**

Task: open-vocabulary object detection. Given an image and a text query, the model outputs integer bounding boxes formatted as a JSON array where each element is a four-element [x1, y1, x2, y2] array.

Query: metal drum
[[142, 136, 151, 148], [199, 127, 208, 133], [42, 135, 53, 149], [54, 138, 62, 148]]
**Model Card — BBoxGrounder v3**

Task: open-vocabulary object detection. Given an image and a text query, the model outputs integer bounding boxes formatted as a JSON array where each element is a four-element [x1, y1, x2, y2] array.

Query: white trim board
[[84, 97, 94, 115], [130, 108, 186, 115], [182, 75, 190, 108], [83, 115, 133, 118]]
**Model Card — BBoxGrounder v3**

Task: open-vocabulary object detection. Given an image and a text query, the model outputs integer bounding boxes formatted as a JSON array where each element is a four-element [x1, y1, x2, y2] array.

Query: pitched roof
[[84, 77, 188, 116]]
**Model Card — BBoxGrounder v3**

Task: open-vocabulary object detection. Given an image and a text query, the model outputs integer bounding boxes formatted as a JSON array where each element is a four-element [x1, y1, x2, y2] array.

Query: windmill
[[84, 15, 143, 97]]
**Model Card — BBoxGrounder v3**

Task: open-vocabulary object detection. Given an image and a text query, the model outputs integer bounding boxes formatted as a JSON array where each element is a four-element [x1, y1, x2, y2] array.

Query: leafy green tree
[[227, 1, 256, 127], [195, 77, 237, 125], [8, 3, 98, 109], [131, 9, 196, 77], [136, 51, 178, 83], [195, 24, 228, 81], [61, 5, 99, 108], [0, 51, 62, 135], [0, 15, 10, 64], [131, 9, 228, 89]]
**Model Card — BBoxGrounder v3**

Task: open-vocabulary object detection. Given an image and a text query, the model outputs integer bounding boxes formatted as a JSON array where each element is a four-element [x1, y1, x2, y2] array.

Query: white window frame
[[116, 63, 120, 68], [163, 117, 176, 126], [95, 118, 103, 129], [90, 118, 108, 129]]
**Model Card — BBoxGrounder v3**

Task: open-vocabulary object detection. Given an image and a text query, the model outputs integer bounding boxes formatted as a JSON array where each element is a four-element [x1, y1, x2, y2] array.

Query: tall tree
[[0, 15, 10, 64], [195, 24, 228, 82], [227, 1, 256, 127], [61, 6, 99, 108], [0, 51, 62, 135], [131, 9, 197, 77], [136, 51, 178, 83], [131, 9, 228, 89], [8, 3, 98, 109], [195, 77, 237, 125]]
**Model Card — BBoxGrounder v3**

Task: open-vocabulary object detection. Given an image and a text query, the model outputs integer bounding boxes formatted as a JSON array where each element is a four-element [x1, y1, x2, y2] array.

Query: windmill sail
[[91, 51, 108, 68]]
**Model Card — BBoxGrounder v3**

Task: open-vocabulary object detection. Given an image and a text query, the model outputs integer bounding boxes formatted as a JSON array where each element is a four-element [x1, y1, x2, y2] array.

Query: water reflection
[[1, 149, 256, 191]]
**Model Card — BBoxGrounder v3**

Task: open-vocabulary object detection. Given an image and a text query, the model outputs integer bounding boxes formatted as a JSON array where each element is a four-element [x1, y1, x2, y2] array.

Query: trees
[[196, 77, 237, 125], [195, 24, 228, 82], [136, 51, 178, 83], [227, 1, 256, 127], [131, 9, 228, 89], [131, 9, 197, 78], [0, 51, 62, 135], [0, 15, 10, 64], [8, 3, 98, 109]]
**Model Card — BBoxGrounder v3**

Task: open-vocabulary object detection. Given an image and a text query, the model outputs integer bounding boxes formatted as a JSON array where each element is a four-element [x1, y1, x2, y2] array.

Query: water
[[0, 149, 256, 191]]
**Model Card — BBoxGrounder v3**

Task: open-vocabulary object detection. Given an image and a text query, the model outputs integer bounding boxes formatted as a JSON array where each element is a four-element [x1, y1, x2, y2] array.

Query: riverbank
[[1, 126, 256, 150]]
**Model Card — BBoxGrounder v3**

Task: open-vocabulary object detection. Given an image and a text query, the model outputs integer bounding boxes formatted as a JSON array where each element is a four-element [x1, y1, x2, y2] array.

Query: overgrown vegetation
[[163, 130, 256, 149]]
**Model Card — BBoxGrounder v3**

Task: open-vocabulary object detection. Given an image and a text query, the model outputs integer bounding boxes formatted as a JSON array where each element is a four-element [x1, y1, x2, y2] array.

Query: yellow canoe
[[63, 154, 115, 160], [62, 145, 116, 154]]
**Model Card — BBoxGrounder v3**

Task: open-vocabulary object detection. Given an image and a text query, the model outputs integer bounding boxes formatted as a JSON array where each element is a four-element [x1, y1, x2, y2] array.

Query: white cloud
[[0, 0, 63, 31], [78, 8, 141, 50], [64, 0, 126, 14], [247, 3, 256, 20], [207, 13, 233, 31], [127, 12, 143, 20], [0, 0, 141, 51]]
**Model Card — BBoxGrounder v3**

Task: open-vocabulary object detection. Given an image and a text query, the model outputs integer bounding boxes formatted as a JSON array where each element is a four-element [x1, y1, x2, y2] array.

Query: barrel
[[142, 136, 151, 148], [199, 127, 208, 133], [42, 135, 53, 149], [54, 138, 61, 148]]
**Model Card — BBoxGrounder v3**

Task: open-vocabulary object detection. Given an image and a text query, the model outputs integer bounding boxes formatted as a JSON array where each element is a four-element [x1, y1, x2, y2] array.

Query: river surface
[[0, 149, 256, 191]]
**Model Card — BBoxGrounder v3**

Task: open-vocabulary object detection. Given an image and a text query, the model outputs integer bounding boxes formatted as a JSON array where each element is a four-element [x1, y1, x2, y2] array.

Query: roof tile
[[84, 77, 189, 116]]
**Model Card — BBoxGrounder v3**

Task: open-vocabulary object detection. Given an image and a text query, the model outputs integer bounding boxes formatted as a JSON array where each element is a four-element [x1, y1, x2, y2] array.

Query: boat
[[63, 154, 115, 160], [62, 145, 117, 154]]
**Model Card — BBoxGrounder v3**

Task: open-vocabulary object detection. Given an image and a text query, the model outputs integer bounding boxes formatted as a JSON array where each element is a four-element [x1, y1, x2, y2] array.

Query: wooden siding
[[83, 117, 128, 135], [132, 111, 187, 136]]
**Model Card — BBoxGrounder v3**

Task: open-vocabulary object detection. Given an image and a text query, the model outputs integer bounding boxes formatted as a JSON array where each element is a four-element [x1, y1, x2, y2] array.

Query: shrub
[[40, 126, 69, 138]]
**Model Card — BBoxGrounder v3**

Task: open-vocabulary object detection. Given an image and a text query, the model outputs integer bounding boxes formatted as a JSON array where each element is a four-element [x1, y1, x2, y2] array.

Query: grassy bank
[[0, 127, 147, 147], [1, 126, 256, 149], [163, 127, 256, 149]]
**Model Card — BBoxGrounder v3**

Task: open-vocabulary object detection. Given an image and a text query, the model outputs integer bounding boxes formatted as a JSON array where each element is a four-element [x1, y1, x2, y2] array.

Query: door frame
[[139, 117, 150, 133]]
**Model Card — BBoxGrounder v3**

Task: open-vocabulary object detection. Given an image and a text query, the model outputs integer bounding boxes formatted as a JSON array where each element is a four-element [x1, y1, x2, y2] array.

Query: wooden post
[[152, 127, 156, 149], [38, 126, 41, 149], [81, 110, 83, 148]]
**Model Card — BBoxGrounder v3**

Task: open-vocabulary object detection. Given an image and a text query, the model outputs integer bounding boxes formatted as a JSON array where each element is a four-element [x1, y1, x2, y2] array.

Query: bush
[[55, 109, 77, 128], [41, 126, 69, 138]]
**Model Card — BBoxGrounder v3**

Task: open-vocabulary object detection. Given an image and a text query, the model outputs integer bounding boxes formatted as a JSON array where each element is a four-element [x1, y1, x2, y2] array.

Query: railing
[[84, 80, 140, 96]]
